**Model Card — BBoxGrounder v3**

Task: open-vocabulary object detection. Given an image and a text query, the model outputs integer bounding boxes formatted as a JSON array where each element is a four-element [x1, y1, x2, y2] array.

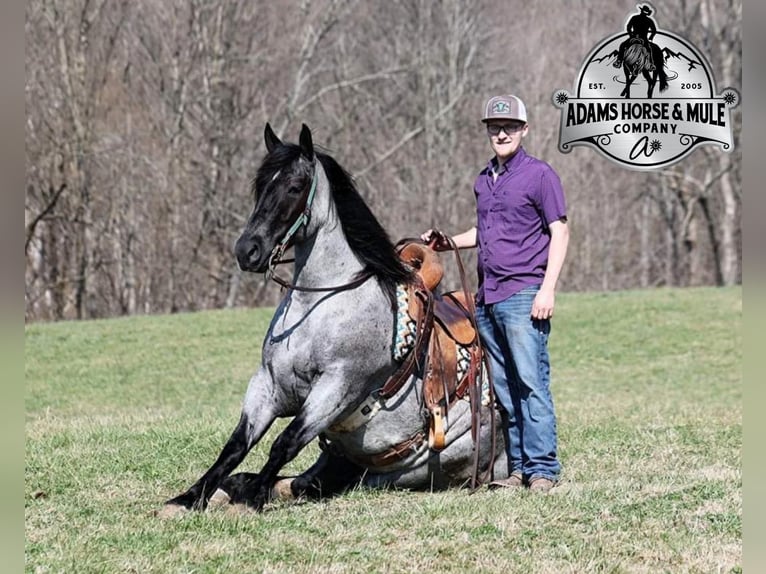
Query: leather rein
[[265, 162, 373, 293]]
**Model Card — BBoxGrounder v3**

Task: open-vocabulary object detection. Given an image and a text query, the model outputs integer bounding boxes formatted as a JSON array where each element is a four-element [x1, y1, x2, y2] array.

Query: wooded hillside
[[25, 0, 741, 321]]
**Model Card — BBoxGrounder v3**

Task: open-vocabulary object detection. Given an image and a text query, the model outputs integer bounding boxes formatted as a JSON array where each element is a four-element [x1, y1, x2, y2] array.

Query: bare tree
[[26, 0, 128, 319]]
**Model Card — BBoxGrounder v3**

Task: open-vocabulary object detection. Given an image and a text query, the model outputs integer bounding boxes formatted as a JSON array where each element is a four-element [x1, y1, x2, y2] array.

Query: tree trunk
[[719, 165, 739, 285]]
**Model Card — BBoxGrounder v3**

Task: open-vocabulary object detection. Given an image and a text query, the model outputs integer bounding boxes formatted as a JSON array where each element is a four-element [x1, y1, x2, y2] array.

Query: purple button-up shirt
[[474, 147, 567, 305]]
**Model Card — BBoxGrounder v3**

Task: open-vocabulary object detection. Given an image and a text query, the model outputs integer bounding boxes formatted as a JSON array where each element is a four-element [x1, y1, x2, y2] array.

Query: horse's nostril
[[235, 237, 261, 270]]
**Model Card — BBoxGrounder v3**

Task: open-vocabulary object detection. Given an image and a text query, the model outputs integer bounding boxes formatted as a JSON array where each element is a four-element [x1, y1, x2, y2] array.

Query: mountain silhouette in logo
[[593, 50, 620, 65], [660, 46, 701, 71], [593, 45, 701, 73]]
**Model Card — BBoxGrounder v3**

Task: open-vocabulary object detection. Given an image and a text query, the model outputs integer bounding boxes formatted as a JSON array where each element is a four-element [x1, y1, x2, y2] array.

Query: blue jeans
[[476, 286, 560, 482]]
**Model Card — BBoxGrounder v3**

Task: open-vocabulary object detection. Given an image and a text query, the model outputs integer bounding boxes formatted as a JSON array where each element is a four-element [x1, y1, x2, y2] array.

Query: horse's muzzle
[[234, 236, 266, 272]]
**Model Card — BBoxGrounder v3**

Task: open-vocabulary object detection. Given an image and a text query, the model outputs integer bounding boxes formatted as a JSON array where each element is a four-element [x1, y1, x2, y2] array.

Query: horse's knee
[[218, 472, 298, 506], [282, 454, 363, 500]]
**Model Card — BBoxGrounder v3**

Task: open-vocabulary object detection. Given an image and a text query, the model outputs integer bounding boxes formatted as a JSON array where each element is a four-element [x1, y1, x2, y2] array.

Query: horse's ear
[[264, 123, 282, 153], [299, 124, 314, 161]]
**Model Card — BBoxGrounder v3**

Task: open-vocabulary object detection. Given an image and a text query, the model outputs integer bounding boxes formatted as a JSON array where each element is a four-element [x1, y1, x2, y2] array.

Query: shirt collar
[[488, 146, 527, 177]]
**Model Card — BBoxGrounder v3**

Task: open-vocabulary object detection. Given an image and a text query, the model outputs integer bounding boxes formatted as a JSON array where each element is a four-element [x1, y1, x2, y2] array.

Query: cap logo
[[492, 101, 511, 114]]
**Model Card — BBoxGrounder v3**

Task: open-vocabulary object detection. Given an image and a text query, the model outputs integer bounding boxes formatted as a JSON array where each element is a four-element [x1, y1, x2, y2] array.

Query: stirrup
[[428, 407, 446, 451]]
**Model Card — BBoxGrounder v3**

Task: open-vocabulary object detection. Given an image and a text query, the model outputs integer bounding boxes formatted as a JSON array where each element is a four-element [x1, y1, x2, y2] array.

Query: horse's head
[[235, 123, 317, 273]]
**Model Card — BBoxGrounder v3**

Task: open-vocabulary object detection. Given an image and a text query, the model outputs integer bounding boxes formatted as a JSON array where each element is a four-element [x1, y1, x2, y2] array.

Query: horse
[[619, 38, 668, 98], [161, 124, 508, 515]]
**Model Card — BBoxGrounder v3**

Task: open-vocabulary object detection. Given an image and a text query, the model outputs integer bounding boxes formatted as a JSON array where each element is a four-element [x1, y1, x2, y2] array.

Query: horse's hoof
[[271, 478, 295, 501], [155, 503, 190, 519], [209, 488, 231, 508]]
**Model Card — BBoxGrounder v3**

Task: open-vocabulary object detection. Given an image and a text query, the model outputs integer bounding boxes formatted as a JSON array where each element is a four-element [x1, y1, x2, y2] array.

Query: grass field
[[25, 287, 742, 573]]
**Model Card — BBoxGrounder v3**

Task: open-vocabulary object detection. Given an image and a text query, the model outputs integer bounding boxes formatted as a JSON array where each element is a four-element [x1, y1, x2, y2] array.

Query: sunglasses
[[486, 123, 525, 136]]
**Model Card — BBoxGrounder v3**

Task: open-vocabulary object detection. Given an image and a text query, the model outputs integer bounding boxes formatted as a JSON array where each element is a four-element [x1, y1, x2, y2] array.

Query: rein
[[265, 164, 373, 293], [422, 231, 497, 490]]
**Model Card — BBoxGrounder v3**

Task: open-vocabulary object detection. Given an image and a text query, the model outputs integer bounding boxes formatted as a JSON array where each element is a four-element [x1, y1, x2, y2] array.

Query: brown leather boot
[[528, 477, 556, 493], [488, 473, 524, 489]]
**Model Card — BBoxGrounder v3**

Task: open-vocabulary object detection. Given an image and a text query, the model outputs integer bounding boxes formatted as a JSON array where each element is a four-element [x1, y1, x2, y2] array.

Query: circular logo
[[553, 7, 739, 171]]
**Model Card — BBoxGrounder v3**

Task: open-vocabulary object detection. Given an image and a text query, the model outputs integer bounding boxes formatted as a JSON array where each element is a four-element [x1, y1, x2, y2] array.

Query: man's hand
[[420, 229, 451, 252], [531, 287, 555, 320]]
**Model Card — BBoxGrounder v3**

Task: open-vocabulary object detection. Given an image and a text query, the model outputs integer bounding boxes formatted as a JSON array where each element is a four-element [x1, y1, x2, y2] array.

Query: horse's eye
[[288, 184, 303, 195]]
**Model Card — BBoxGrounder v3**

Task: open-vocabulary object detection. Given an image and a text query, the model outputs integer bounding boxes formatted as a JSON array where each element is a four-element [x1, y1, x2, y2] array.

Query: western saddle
[[387, 241, 482, 449], [379, 237, 492, 481], [321, 234, 494, 488]]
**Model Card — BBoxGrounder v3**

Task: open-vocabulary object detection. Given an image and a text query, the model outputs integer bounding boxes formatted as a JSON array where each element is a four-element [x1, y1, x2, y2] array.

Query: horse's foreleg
[[163, 411, 274, 511], [644, 70, 656, 98], [163, 372, 277, 512], [288, 451, 365, 499], [223, 450, 363, 505], [241, 414, 322, 511], [213, 470, 304, 507], [620, 70, 634, 98], [214, 472, 261, 505], [243, 380, 358, 511]]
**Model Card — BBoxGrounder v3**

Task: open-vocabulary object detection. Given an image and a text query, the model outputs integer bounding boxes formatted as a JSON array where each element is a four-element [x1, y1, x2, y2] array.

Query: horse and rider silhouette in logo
[[613, 4, 668, 98]]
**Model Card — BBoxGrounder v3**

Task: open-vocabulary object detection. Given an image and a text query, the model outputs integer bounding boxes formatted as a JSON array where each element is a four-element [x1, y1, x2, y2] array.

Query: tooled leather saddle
[[390, 242, 484, 452]]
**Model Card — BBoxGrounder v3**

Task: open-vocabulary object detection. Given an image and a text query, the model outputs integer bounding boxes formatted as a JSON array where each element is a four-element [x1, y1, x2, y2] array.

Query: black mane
[[256, 143, 413, 304], [317, 150, 414, 304]]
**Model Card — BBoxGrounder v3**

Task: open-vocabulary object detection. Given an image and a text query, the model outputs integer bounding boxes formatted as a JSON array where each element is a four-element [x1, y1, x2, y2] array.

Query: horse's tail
[[658, 66, 668, 92]]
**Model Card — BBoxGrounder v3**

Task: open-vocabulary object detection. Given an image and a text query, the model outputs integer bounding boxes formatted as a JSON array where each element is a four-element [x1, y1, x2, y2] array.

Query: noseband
[[266, 162, 373, 293]]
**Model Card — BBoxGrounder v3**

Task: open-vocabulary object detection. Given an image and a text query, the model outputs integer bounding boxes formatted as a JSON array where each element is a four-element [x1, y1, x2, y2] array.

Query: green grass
[[25, 287, 742, 573]]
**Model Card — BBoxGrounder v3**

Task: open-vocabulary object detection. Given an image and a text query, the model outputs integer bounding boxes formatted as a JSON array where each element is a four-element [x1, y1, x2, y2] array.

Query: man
[[614, 4, 657, 70], [422, 94, 569, 492]]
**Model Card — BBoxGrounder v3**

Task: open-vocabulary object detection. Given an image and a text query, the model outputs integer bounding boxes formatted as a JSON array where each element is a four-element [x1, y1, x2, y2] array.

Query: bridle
[[265, 161, 373, 293]]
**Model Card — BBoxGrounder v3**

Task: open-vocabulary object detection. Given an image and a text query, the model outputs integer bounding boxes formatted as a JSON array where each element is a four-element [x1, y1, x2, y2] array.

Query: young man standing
[[423, 94, 569, 492]]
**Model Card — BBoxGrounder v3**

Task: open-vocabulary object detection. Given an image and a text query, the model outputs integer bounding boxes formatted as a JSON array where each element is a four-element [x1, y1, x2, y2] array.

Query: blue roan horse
[[162, 124, 508, 515]]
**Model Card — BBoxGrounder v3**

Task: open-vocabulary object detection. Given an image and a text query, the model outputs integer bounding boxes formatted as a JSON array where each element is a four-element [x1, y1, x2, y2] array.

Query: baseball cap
[[482, 95, 527, 123]]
